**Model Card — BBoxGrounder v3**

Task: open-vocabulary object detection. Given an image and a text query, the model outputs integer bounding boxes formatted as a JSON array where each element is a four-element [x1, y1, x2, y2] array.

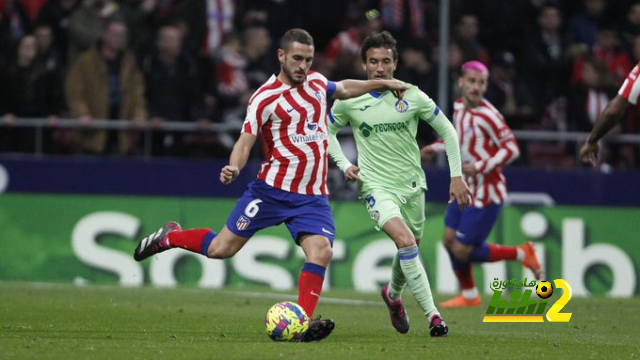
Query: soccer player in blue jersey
[[328, 31, 472, 337]]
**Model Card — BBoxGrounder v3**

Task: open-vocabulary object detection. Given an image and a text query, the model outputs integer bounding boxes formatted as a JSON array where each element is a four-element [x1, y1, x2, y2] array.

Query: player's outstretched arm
[[220, 133, 257, 185], [331, 79, 409, 100], [580, 95, 630, 166], [427, 111, 463, 177]]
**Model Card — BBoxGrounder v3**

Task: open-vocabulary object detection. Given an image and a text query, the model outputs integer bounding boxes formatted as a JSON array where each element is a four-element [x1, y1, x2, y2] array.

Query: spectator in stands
[[142, 24, 207, 157], [569, 56, 617, 132], [566, 0, 608, 51], [0, 34, 63, 153], [394, 39, 437, 146], [36, 0, 80, 67], [321, 9, 382, 79], [33, 23, 63, 76], [65, 17, 146, 155], [67, 0, 120, 64], [214, 25, 273, 123], [0, 0, 31, 60], [618, 1, 640, 53], [378, 0, 427, 43], [485, 51, 534, 130], [522, 4, 570, 121], [428, 41, 464, 115], [454, 13, 490, 65], [207, 25, 273, 155], [120, 0, 157, 58]]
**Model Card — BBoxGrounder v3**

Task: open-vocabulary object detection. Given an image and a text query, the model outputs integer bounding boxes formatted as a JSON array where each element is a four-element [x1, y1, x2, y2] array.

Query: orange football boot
[[518, 241, 542, 280], [440, 294, 482, 308]]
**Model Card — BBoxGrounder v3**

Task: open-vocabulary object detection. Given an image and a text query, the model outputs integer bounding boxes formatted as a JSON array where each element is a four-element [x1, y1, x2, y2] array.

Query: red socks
[[168, 228, 216, 255], [454, 265, 476, 290], [297, 263, 326, 318], [487, 243, 517, 262]]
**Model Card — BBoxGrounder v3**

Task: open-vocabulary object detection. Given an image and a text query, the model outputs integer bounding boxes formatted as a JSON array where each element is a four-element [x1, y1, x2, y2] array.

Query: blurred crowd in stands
[[0, 0, 639, 169]]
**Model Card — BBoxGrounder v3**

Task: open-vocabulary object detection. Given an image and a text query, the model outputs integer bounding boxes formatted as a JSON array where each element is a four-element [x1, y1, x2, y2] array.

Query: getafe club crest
[[395, 100, 409, 113]]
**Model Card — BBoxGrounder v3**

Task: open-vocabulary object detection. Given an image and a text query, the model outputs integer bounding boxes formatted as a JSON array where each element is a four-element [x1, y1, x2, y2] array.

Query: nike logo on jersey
[[359, 105, 371, 111], [322, 228, 334, 235], [286, 108, 295, 113]]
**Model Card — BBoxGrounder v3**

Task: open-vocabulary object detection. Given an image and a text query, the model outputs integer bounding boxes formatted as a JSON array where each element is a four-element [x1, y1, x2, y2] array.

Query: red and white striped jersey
[[446, 98, 520, 207], [242, 71, 331, 195], [618, 61, 640, 105]]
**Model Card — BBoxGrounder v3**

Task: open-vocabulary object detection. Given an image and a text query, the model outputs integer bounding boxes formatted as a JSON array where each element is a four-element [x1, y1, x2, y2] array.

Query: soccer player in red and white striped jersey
[[580, 61, 640, 164], [421, 61, 542, 308], [133, 28, 409, 341]]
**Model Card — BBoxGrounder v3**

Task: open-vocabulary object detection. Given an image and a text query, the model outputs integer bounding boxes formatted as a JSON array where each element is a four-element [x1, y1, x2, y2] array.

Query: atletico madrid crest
[[236, 215, 251, 230]]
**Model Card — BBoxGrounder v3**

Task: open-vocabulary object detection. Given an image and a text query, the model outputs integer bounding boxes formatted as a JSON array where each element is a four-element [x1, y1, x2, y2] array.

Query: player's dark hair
[[280, 28, 314, 51], [360, 31, 398, 62]]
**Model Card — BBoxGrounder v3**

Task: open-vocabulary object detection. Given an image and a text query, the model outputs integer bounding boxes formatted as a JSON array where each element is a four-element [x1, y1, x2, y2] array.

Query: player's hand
[[344, 165, 361, 182], [420, 145, 436, 162], [382, 79, 409, 99], [579, 141, 599, 166], [220, 165, 239, 185], [462, 162, 479, 176], [449, 176, 472, 210]]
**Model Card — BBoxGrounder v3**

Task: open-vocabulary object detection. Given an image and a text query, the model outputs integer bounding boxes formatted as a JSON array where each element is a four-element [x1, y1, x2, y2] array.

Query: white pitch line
[[231, 290, 383, 307], [9, 282, 383, 307]]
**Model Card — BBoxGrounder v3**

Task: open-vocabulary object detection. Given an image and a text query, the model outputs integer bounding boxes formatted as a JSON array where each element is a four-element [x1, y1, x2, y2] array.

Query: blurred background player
[[133, 28, 409, 342], [580, 61, 640, 165], [421, 61, 542, 308], [328, 31, 472, 337]]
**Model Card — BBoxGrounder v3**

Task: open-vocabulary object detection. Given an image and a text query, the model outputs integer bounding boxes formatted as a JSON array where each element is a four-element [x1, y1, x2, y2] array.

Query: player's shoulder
[[402, 83, 434, 101], [249, 75, 285, 105], [476, 99, 506, 122], [307, 70, 328, 84]]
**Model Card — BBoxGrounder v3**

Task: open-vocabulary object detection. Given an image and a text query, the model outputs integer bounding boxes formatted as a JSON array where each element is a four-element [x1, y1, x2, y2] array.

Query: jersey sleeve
[[428, 110, 463, 177], [414, 89, 462, 177], [242, 95, 270, 135], [618, 63, 640, 105], [475, 109, 520, 174], [415, 88, 438, 122], [327, 100, 354, 172]]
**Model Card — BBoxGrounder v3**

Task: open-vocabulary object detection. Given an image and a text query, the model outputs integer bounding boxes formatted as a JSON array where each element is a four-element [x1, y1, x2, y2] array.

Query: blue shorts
[[444, 202, 502, 246], [226, 180, 335, 245]]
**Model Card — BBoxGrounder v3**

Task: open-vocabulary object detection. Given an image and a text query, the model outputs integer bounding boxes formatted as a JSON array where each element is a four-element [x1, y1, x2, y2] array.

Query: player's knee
[[443, 236, 455, 250], [451, 244, 471, 262], [207, 244, 237, 259], [316, 245, 333, 266], [395, 235, 417, 249], [308, 243, 333, 266]]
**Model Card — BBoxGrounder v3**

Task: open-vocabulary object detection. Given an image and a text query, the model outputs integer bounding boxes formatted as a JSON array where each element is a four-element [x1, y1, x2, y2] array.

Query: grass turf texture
[[1, 282, 638, 359]]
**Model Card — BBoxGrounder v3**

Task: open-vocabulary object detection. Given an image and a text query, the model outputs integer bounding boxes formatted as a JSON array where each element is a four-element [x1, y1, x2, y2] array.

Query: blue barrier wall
[[1, 156, 639, 206]]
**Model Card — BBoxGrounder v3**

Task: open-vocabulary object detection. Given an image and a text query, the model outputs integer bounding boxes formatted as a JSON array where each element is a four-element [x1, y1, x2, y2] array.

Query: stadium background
[[0, 0, 639, 299]]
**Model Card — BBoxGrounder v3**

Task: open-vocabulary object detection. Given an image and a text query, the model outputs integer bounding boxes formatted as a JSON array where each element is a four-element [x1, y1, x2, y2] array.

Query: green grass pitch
[[1, 282, 638, 359]]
